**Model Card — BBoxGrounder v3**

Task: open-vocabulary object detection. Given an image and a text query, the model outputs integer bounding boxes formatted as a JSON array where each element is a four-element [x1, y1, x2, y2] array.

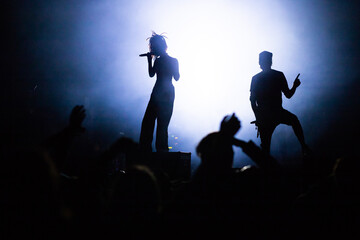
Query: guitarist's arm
[[250, 93, 259, 124]]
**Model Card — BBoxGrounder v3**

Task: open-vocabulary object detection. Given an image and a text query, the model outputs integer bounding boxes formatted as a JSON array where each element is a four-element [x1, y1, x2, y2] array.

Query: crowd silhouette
[[2, 46, 360, 239], [2, 103, 359, 239]]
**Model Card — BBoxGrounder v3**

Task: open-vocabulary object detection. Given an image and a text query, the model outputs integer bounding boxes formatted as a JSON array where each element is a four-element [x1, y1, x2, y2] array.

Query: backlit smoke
[[12, 0, 360, 168]]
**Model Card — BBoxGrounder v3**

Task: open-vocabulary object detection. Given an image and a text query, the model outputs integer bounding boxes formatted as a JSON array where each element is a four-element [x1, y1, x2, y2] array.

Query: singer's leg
[[139, 100, 156, 152], [156, 101, 174, 152]]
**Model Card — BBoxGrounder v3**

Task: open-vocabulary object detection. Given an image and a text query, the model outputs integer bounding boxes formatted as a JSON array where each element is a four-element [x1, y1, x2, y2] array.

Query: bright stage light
[[137, 0, 302, 164], [76, 0, 311, 166]]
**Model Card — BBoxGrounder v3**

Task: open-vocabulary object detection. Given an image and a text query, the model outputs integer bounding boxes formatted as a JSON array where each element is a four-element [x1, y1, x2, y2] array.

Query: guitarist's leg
[[279, 109, 308, 152], [259, 122, 277, 155]]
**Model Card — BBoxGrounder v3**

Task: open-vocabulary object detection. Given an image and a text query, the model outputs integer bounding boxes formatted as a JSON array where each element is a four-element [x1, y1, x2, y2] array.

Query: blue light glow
[[74, 0, 310, 166], [22, 0, 360, 168]]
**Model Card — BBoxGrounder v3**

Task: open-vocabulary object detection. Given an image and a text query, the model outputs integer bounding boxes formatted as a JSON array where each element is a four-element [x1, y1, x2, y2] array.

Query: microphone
[[139, 52, 154, 57]]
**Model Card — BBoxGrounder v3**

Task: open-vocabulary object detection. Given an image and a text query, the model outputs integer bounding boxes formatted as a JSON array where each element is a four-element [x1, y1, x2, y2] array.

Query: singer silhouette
[[139, 31, 180, 152]]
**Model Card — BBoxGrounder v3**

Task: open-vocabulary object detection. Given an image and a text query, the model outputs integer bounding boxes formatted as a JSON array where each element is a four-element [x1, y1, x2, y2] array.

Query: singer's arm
[[147, 53, 155, 78], [173, 58, 180, 81]]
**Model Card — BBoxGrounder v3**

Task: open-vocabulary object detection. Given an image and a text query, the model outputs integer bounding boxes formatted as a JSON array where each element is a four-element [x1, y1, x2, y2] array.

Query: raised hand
[[294, 73, 301, 88], [69, 105, 86, 132], [220, 113, 241, 137]]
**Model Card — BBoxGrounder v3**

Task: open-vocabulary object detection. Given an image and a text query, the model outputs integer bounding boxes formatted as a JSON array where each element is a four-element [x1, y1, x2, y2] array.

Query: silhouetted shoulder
[[167, 55, 178, 63], [250, 69, 286, 94], [251, 69, 285, 85], [252, 71, 263, 79], [271, 69, 286, 79], [158, 55, 178, 65], [253, 69, 283, 77], [271, 69, 283, 74]]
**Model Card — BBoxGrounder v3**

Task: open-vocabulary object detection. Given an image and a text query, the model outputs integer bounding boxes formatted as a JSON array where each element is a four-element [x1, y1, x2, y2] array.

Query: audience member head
[[196, 113, 241, 173], [196, 132, 234, 172], [109, 164, 162, 222], [108, 136, 141, 167]]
